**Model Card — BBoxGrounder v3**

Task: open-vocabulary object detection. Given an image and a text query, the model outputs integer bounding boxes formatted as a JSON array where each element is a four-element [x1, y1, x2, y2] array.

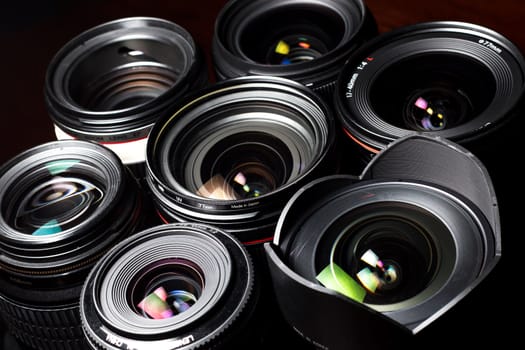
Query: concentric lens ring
[[97, 230, 231, 334], [146, 75, 336, 243], [80, 223, 255, 350], [334, 21, 525, 153]]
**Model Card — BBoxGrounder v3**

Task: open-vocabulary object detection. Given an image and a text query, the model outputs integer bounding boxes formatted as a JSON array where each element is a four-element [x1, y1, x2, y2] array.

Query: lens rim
[[212, 0, 377, 94], [80, 222, 254, 349], [45, 16, 207, 143], [272, 175, 491, 331], [145, 75, 336, 243], [0, 140, 142, 287], [334, 20, 525, 152]]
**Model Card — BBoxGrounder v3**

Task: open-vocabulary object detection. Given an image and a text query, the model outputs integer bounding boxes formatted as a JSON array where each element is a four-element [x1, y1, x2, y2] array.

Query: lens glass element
[[317, 214, 437, 306], [6, 159, 104, 236], [131, 258, 204, 320]]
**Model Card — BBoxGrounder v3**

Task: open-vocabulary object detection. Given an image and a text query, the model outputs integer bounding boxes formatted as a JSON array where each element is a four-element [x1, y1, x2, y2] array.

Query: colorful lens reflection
[[12, 159, 103, 236], [137, 286, 198, 320]]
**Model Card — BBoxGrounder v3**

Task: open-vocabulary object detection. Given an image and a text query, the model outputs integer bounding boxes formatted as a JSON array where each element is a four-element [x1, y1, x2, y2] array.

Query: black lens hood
[[334, 20, 525, 153], [212, 0, 377, 97], [264, 134, 501, 349]]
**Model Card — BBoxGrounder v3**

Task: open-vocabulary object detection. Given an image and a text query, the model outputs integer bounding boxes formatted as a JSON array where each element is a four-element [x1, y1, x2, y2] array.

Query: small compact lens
[[146, 75, 337, 245], [334, 21, 525, 158], [0, 140, 144, 350], [80, 223, 256, 350], [212, 0, 377, 101], [44, 17, 209, 177]]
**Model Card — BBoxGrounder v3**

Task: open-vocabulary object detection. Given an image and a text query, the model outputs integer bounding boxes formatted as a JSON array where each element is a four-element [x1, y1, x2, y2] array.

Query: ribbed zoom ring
[[0, 294, 88, 350]]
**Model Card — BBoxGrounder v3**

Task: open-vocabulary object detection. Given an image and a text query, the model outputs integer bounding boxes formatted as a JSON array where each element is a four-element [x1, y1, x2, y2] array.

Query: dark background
[[1, 0, 522, 349]]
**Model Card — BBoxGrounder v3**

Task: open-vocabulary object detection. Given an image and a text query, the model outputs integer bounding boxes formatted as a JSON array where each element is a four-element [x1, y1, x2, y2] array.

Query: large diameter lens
[[264, 135, 501, 349], [45, 17, 209, 172], [0, 140, 143, 350], [212, 0, 377, 101], [146, 75, 336, 244], [334, 21, 525, 155], [80, 223, 255, 350]]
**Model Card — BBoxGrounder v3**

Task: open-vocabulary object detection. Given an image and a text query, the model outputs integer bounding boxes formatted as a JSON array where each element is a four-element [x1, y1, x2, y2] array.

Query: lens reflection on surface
[[12, 160, 103, 236], [132, 258, 204, 320], [267, 35, 328, 65], [404, 87, 472, 131]]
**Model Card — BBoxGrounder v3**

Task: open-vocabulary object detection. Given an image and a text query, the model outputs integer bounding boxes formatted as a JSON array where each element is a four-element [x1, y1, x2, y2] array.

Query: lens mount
[[0, 140, 143, 349], [45, 16, 208, 166], [80, 223, 255, 349], [146, 75, 336, 244], [212, 0, 377, 98], [334, 21, 525, 153]]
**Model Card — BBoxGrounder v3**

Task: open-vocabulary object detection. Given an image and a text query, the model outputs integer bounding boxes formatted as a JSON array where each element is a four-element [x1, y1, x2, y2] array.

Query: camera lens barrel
[[334, 21, 525, 155], [264, 135, 501, 349], [80, 222, 255, 350], [145, 75, 337, 245], [0, 140, 144, 350], [44, 17, 209, 173], [212, 0, 377, 100]]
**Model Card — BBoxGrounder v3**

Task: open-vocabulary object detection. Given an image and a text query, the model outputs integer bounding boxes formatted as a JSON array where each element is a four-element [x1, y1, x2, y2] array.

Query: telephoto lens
[[80, 222, 256, 350], [264, 134, 501, 350], [0, 140, 144, 350], [44, 16, 209, 178], [145, 75, 337, 245], [212, 0, 378, 102], [334, 21, 525, 167]]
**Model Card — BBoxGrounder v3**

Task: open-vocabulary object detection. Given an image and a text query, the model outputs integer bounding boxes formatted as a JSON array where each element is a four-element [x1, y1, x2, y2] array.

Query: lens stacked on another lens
[[0, 140, 144, 350]]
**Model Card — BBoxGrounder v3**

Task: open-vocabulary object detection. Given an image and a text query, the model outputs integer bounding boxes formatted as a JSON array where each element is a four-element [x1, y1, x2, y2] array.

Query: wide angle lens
[[80, 222, 255, 350], [0, 140, 144, 350], [44, 16, 209, 176], [264, 135, 501, 350], [334, 21, 525, 156], [212, 0, 378, 101], [146, 75, 337, 245]]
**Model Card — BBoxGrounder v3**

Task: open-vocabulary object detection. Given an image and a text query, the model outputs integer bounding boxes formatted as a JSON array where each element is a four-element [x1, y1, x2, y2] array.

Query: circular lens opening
[[130, 258, 204, 320], [369, 53, 495, 131], [330, 215, 437, 305], [68, 39, 183, 112], [194, 132, 290, 200], [240, 6, 344, 65]]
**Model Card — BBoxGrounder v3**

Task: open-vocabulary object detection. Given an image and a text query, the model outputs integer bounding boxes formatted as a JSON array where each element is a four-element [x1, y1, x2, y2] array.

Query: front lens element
[[132, 258, 204, 319], [11, 162, 104, 236], [146, 76, 335, 243], [80, 223, 256, 349]]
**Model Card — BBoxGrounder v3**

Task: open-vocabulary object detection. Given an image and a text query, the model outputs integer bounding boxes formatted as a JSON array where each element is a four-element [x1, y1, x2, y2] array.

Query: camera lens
[[45, 17, 209, 176], [334, 21, 525, 156], [80, 222, 256, 350], [212, 0, 377, 101], [264, 135, 501, 349], [0, 140, 144, 350], [326, 205, 439, 306], [145, 75, 336, 244]]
